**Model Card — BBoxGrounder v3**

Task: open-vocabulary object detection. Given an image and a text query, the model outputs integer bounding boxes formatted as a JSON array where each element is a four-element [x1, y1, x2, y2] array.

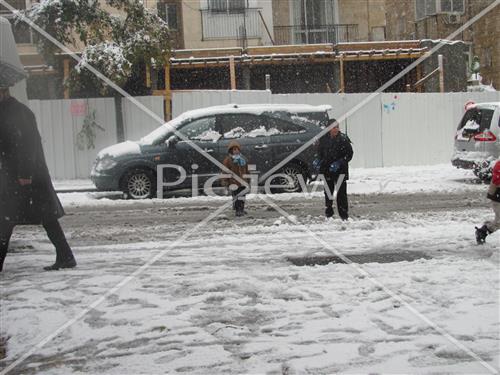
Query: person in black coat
[[315, 118, 354, 220], [0, 86, 76, 271]]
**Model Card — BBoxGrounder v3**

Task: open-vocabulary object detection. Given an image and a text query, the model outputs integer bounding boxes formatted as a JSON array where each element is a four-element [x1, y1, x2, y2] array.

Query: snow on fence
[[28, 91, 499, 180], [172, 90, 500, 168]]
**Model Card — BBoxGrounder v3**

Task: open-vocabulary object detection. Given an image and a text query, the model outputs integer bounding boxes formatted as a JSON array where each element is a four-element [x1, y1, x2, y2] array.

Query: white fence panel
[[339, 94, 383, 168], [381, 93, 453, 166], [28, 91, 499, 180], [271, 93, 383, 168], [29, 98, 117, 180], [172, 90, 499, 169], [74, 98, 117, 179], [122, 96, 165, 142]]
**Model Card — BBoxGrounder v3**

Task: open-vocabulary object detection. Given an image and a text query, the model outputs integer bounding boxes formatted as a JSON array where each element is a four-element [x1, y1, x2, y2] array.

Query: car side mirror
[[166, 135, 179, 148]]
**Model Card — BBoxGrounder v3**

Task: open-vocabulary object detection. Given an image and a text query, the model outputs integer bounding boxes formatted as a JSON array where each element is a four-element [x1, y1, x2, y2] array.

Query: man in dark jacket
[[0, 86, 76, 271], [316, 119, 354, 220]]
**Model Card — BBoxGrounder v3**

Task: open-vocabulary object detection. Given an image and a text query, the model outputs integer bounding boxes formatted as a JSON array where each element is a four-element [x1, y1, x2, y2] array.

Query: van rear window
[[458, 108, 494, 133]]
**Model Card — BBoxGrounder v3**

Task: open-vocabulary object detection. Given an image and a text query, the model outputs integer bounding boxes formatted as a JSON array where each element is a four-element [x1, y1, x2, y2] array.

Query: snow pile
[[223, 126, 280, 139], [195, 130, 221, 142]]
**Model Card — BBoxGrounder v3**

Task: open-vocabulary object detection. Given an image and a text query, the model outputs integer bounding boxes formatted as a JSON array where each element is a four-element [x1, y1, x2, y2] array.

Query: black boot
[[43, 257, 77, 271], [0, 248, 6, 272], [0, 240, 7, 272], [325, 206, 334, 218], [475, 225, 490, 245], [0, 225, 13, 273], [235, 198, 246, 217], [43, 220, 77, 271]]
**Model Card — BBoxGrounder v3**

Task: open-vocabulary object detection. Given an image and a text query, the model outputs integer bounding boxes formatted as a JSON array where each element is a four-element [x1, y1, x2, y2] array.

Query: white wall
[[172, 90, 500, 168], [122, 96, 165, 142], [29, 97, 164, 180], [28, 91, 499, 180]]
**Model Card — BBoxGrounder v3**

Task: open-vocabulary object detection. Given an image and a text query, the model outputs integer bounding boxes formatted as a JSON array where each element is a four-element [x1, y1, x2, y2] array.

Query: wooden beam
[[63, 59, 70, 99], [339, 56, 345, 93], [146, 65, 151, 88], [438, 54, 445, 93], [169, 52, 425, 69], [413, 67, 440, 88], [229, 55, 236, 90], [164, 63, 171, 121]]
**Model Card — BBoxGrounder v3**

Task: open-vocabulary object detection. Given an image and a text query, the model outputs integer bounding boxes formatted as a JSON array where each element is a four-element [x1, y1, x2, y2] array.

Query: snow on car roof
[[139, 104, 331, 145], [176, 103, 332, 121]]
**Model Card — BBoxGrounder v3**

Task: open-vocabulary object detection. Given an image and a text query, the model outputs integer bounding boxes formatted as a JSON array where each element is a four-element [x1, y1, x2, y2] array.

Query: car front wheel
[[123, 169, 156, 199]]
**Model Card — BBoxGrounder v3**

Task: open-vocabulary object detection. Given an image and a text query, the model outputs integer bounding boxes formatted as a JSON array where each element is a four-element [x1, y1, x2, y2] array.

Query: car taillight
[[473, 131, 497, 142]]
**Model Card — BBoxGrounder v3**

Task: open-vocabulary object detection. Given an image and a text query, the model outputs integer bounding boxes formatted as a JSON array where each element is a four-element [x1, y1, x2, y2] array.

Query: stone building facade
[[385, 0, 499, 88]]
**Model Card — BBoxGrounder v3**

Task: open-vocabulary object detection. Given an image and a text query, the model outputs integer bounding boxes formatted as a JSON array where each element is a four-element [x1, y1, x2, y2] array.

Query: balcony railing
[[0, 0, 27, 14], [201, 8, 262, 41], [274, 24, 358, 45]]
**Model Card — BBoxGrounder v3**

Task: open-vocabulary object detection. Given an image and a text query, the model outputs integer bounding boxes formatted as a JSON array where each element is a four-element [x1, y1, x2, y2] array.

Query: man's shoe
[[44, 257, 77, 271], [325, 206, 334, 218]]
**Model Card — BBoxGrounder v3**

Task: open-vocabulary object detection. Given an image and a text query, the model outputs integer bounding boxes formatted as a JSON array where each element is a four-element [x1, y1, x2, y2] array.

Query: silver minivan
[[452, 102, 500, 181]]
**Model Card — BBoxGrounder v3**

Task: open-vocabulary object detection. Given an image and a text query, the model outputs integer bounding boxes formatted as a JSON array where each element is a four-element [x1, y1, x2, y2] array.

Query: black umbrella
[[0, 16, 27, 88]]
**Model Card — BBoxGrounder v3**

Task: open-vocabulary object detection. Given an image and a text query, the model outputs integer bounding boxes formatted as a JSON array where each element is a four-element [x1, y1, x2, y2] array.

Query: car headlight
[[95, 158, 117, 172]]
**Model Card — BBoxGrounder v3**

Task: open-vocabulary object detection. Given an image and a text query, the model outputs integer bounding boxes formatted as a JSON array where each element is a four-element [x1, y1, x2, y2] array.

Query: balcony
[[274, 24, 359, 45], [201, 8, 262, 41], [0, 0, 27, 14]]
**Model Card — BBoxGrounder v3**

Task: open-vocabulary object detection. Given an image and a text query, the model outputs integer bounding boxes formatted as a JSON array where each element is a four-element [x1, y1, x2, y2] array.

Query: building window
[[208, 0, 248, 13], [158, 2, 178, 30], [483, 48, 492, 68], [439, 0, 464, 13], [291, 0, 336, 27], [371, 26, 386, 41], [416, 0, 464, 20]]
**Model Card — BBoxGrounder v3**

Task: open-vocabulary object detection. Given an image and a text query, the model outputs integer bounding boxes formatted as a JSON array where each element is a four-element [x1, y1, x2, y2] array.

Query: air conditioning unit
[[444, 14, 461, 24]]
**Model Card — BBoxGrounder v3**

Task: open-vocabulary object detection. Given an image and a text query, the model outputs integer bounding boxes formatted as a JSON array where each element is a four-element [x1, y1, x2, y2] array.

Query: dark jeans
[[232, 186, 246, 213], [324, 176, 348, 220], [0, 219, 74, 271]]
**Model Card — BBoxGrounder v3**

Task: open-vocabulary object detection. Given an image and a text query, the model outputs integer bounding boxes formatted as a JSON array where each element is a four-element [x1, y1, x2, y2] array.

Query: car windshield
[[458, 107, 495, 134], [138, 117, 185, 145]]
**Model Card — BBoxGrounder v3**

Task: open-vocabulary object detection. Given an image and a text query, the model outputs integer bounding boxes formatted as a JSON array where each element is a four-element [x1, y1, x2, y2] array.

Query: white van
[[452, 102, 500, 181]]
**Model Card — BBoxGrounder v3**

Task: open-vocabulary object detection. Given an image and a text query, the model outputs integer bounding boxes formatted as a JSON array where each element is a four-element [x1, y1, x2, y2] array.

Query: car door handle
[[203, 148, 214, 153], [254, 145, 268, 150]]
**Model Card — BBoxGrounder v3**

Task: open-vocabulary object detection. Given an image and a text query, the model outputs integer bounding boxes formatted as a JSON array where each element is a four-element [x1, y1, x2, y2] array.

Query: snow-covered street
[[1, 165, 499, 374]]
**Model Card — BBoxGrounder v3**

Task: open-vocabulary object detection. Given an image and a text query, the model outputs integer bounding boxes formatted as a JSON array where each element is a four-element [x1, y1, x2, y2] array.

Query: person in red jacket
[[475, 160, 500, 244]]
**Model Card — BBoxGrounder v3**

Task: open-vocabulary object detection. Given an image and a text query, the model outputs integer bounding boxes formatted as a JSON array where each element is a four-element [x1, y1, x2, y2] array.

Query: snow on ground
[[1, 163, 498, 374], [56, 164, 484, 208], [1, 208, 499, 373], [52, 180, 95, 192]]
